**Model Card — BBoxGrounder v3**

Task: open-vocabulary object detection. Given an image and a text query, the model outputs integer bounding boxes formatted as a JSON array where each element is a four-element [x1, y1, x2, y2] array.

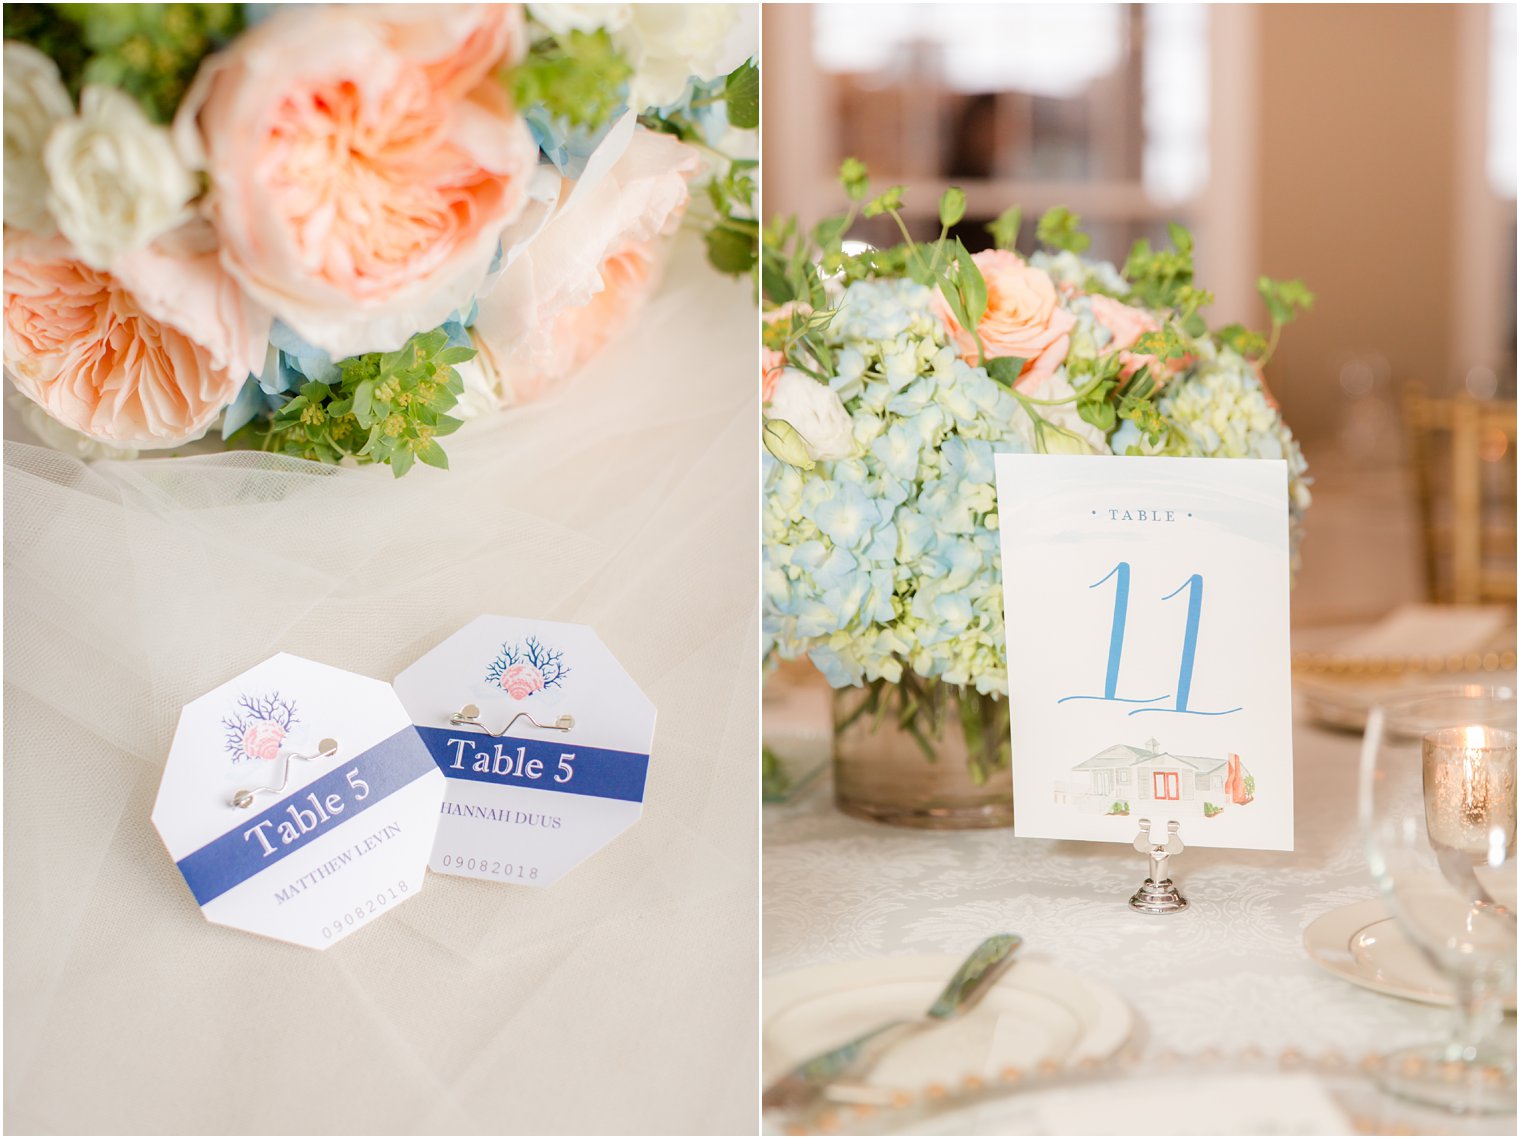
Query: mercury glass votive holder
[[1422, 726, 1518, 862]]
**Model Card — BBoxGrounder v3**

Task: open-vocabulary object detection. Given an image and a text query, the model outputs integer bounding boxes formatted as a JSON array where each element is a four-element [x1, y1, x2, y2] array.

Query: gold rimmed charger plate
[[1292, 648, 1516, 679]]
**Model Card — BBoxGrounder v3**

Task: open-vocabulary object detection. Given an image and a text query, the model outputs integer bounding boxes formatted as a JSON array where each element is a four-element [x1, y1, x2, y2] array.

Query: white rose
[[44, 86, 198, 268], [765, 368, 856, 461], [3, 43, 73, 234], [615, 4, 753, 110], [529, 4, 630, 35]]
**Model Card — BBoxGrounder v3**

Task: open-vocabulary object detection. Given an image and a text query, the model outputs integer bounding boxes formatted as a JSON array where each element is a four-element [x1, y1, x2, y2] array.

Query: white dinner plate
[[1303, 898, 1517, 1012], [763, 953, 1134, 1094]]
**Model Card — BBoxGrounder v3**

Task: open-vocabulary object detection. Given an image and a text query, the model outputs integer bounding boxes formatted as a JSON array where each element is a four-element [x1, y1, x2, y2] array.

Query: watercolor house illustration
[[1054, 738, 1254, 818]]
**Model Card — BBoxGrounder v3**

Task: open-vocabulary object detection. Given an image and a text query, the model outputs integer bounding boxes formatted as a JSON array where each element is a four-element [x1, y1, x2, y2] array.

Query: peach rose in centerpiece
[[1088, 293, 1184, 387], [762, 302, 810, 403], [937, 249, 1074, 391], [761, 346, 784, 402], [4, 230, 270, 448], [175, 4, 536, 360]]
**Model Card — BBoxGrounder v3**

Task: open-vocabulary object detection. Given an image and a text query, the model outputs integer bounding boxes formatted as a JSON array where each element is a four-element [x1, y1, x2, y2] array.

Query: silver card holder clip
[[1129, 818, 1188, 914]]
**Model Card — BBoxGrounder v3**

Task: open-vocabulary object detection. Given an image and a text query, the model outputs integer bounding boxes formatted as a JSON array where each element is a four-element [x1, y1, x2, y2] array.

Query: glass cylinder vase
[[832, 674, 1012, 829]]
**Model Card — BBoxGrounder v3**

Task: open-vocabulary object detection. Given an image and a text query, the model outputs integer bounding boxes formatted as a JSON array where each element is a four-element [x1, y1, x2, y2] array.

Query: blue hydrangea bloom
[[764, 272, 1313, 690]]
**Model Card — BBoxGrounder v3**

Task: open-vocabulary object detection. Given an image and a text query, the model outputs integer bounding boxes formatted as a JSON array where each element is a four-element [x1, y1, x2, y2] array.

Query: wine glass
[[1359, 688, 1517, 1113]]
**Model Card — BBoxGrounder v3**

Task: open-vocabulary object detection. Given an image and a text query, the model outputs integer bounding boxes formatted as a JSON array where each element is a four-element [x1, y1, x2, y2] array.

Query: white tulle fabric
[[764, 693, 1452, 1059], [4, 236, 758, 1135]]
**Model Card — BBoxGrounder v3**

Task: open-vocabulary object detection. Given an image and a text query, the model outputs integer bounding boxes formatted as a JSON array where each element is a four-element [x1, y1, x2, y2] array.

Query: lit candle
[[1422, 726, 1517, 859]]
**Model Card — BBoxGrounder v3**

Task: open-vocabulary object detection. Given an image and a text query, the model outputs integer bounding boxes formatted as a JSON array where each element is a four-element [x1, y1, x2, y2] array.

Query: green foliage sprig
[[1124, 223, 1201, 309], [1216, 278, 1314, 365], [762, 163, 1245, 457], [246, 329, 470, 478], [644, 58, 761, 277], [986, 205, 1022, 252], [1035, 205, 1091, 254], [4, 3, 244, 122], [763, 162, 1317, 460], [700, 153, 759, 275], [761, 746, 791, 800], [507, 27, 631, 129], [722, 57, 759, 130]]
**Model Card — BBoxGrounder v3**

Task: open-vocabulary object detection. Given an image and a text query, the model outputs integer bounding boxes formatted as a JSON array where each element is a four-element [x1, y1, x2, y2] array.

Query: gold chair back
[[1403, 383, 1518, 604]]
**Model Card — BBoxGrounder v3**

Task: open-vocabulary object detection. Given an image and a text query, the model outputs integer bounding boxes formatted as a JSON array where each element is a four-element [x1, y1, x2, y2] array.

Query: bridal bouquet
[[761, 166, 1311, 779], [3, 3, 757, 473]]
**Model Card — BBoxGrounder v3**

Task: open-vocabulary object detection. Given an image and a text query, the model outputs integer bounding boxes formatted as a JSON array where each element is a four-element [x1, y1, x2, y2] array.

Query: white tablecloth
[[4, 235, 757, 1135], [763, 687, 1486, 1061]]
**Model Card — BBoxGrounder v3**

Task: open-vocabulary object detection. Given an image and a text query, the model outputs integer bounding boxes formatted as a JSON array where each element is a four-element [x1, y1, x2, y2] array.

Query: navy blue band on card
[[176, 727, 435, 906], [414, 724, 649, 803]]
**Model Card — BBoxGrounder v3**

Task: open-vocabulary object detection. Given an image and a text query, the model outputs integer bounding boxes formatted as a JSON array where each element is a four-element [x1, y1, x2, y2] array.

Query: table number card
[[393, 615, 656, 886], [994, 454, 1294, 851], [152, 653, 445, 949]]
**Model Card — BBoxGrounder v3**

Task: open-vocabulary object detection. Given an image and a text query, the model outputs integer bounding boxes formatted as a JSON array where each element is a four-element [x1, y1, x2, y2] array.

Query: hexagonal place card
[[394, 615, 656, 886], [153, 653, 445, 950]]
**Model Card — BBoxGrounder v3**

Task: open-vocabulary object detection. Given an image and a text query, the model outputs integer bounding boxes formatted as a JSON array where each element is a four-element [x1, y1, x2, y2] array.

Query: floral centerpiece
[[761, 165, 1312, 827], [3, 3, 757, 473]]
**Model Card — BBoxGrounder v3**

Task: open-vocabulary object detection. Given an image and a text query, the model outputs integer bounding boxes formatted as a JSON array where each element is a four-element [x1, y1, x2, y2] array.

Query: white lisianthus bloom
[[44, 86, 198, 268], [3, 43, 73, 234], [616, 4, 753, 110], [762, 419, 815, 470], [766, 368, 856, 461], [528, 3, 631, 35]]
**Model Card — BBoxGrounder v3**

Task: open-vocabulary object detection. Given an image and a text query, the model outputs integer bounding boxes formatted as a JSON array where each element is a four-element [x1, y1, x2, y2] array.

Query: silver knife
[[761, 933, 1023, 1112]]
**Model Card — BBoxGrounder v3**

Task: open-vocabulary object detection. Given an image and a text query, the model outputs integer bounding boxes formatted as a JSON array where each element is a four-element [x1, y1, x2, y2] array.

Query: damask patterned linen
[[764, 698, 1483, 1058]]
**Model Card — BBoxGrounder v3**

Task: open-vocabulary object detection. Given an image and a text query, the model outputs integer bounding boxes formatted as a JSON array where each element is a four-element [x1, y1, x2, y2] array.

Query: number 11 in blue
[[1059, 562, 1242, 718], [1058, 561, 1170, 707]]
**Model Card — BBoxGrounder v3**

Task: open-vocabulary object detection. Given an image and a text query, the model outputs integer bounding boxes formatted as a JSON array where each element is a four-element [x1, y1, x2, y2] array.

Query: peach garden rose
[[175, 4, 538, 360], [1, 5, 759, 473], [3, 230, 270, 448], [358, 4, 527, 100], [484, 237, 666, 407], [475, 123, 700, 406], [560, 240, 658, 382], [937, 249, 1074, 391]]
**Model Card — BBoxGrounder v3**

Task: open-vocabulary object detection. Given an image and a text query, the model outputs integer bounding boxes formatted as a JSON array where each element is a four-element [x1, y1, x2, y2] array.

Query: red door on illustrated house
[[1152, 771, 1180, 800]]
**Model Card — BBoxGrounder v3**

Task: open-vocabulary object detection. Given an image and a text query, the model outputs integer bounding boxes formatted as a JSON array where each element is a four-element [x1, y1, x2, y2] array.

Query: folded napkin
[[1333, 603, 1512, 659]]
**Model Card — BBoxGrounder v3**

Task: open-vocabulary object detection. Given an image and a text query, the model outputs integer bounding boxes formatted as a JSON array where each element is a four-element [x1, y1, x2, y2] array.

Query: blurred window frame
[[760, 4, 1263, 326], [1451, 3, 1517, 391]]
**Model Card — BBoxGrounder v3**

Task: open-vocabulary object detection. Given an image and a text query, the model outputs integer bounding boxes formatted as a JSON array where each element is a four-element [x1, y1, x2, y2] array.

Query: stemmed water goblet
[[1358, 688, 1516, 1113]]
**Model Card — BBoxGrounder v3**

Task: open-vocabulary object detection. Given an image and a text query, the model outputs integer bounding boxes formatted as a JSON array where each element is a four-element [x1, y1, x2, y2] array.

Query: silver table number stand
[[1129, 818, 1188, 914]]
